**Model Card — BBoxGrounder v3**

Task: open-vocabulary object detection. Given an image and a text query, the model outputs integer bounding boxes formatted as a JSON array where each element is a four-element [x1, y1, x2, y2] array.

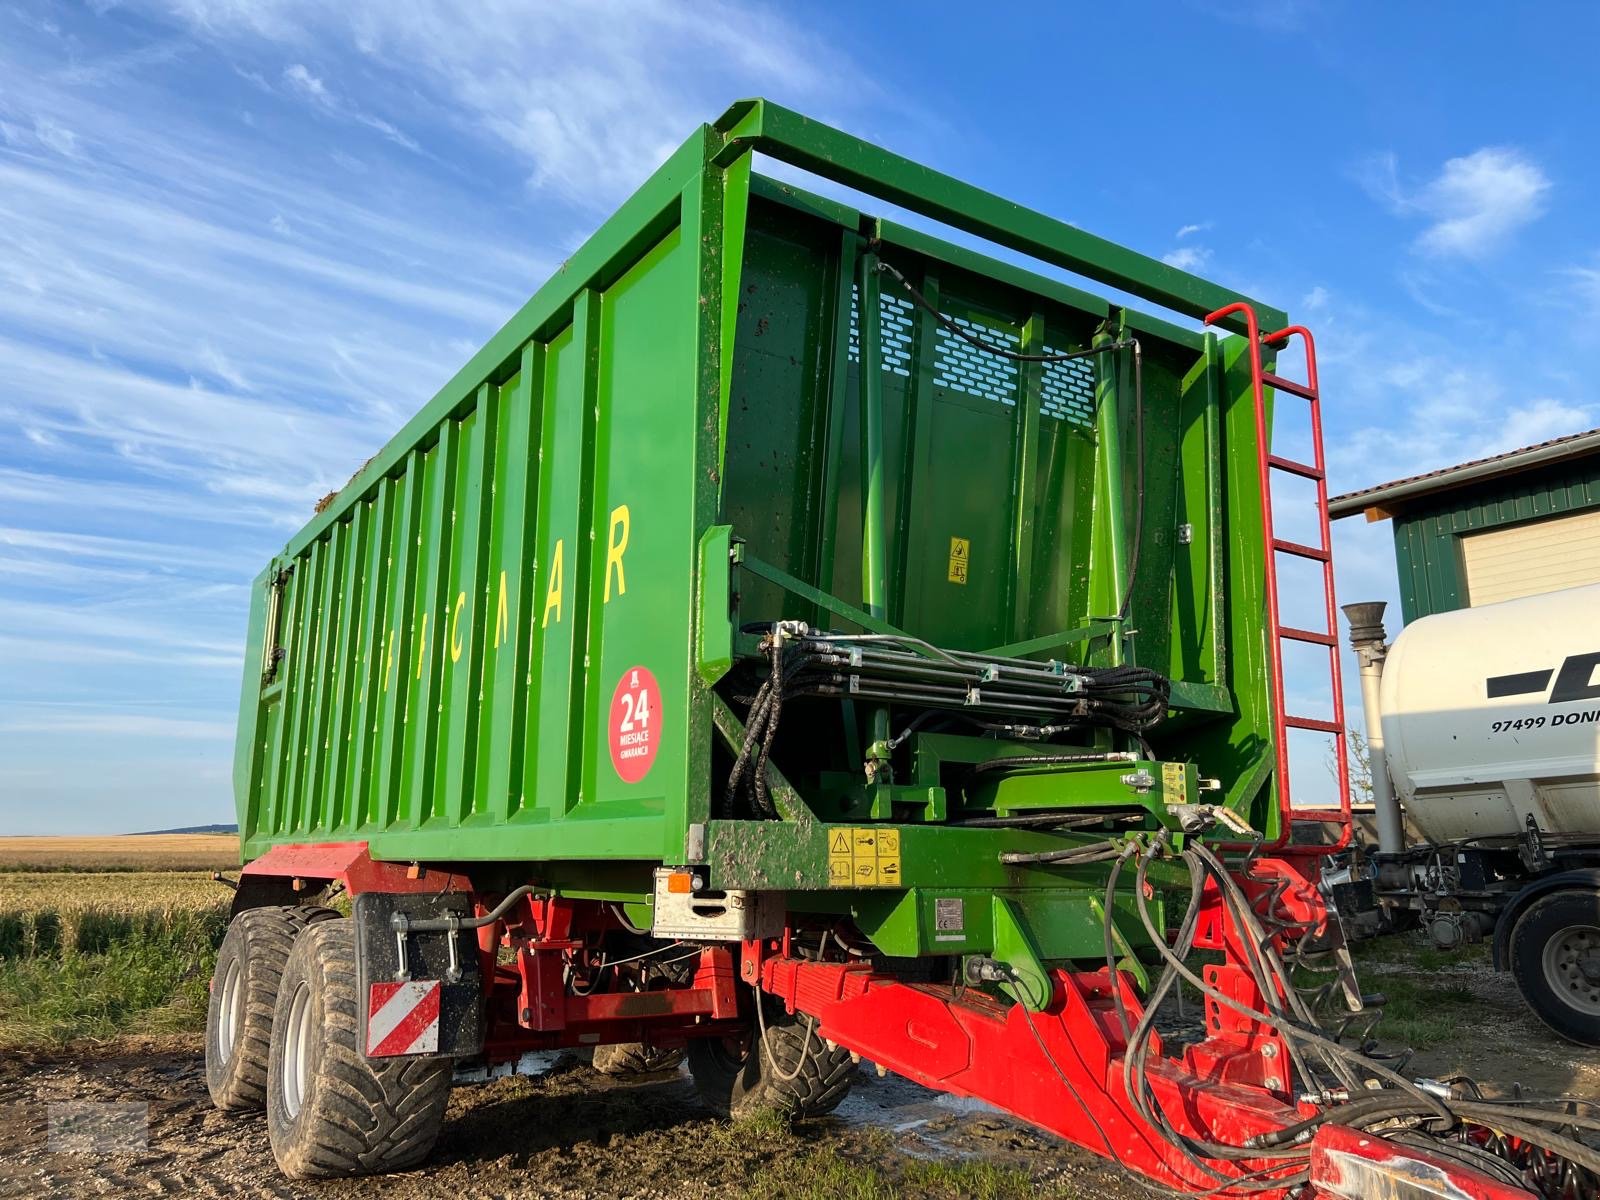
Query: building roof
[[1328, 427, 1600, 521]]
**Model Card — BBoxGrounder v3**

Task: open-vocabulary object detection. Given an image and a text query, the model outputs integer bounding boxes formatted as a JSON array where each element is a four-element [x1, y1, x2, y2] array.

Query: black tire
[[592, 1042, 685, 1076], [266, 918, 452, 1179], [1509, 890, 1600, 1047], [205, 905, 338, 1112], [686, 1000, 853, 1119]]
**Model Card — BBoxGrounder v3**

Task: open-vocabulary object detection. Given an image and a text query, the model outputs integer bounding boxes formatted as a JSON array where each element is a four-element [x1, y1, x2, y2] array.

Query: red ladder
[[1204, 303, 1350, 851]]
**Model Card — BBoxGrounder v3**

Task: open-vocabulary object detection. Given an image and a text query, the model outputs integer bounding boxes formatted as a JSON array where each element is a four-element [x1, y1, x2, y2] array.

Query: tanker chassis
[[209, 100, 1596, 1197], [1336, 587, 1600, 1046]]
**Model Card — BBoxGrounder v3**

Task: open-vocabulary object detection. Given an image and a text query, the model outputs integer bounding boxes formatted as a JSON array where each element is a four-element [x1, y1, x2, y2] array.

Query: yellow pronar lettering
[[383, 629, 395, 693], [415, 612, 429, 680], [542, 539, 564, 627], [604, 504, 630, 602], [495, 570, 509, 648], [450, 591, 466, 663]]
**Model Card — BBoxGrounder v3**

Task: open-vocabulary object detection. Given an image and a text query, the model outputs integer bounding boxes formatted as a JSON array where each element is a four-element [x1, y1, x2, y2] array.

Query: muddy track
[[0, 1037, 1142, 1200]]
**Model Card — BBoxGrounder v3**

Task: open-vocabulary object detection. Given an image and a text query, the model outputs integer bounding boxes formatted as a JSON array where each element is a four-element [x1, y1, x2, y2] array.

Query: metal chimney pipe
[[1341, 601, 1403, 855]]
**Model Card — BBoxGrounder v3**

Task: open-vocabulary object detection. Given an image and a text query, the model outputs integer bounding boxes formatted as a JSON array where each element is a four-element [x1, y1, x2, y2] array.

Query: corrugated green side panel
[[238, 128, 732, 865], [1393, 457, 1600, 622]]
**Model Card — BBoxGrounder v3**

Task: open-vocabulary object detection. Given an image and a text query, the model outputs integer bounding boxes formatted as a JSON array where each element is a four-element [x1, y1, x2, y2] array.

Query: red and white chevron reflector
[[366, 980, 441, 1057]]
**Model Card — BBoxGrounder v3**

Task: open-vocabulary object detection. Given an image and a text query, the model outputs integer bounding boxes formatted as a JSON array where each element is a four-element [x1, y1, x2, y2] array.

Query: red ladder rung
[[1279, 625, 1336, 647], [1284, 715, 1341, 733], [1266, 454, 1324, 481], [1261, 371, 1317, 400], [1272, 537, 1331, 563], [1202, 304, 1350, 852]]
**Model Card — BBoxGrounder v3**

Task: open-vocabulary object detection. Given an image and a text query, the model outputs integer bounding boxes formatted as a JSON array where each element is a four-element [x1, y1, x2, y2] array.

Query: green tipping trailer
[[207, 101, 1565, 1198], [236, 115, 1287, 882], [234, 102, 1292, 977]]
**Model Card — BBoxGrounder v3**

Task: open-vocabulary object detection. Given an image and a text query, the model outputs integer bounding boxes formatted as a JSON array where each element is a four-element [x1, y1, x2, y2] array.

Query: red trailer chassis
[[238, 841, 1545, 1199]]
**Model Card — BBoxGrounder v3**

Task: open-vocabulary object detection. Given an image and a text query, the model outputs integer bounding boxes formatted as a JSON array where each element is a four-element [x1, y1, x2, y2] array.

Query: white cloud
[[200, 342, 252, 391], [1563, 257, 1600, 331], [282, 61, 328, 103], [282, 60, 419, 151], [1327, 363, 1595, 495], [1162, 245, 1212, 272], [140, 0, 872, 207], [1175, 222, 1210, 239], [1497, 397, 1595, 449], [32, 115, 81, 156], [1362, 146, 1550, 258]]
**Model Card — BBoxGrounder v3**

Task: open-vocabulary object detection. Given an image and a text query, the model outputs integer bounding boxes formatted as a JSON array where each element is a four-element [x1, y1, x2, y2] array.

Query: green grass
[[0, 906, 228, 1048], [743, 1152, 1072, 1200], [902, 1159, 1050, 1199], [1348, 934, 1488, 1049], [730, 1113, 1072, 1200]]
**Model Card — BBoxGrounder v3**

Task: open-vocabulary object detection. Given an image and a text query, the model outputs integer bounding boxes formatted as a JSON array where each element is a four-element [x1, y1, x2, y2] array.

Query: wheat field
[[0, 837, 238, 1046], [0, 833, 240, 872]]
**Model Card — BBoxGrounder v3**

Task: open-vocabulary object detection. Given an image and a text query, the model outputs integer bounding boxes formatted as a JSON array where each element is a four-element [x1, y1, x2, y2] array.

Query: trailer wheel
[[592, 1042, 685, 1076], [1510, 889, 1600, 1046], [205, 904, 338, 1112], [266, 918, 452, 1179], [686, 1000, 853, 1119]]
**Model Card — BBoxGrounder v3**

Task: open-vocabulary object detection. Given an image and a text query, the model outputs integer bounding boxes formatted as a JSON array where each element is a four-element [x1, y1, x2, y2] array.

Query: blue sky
[[2, 1, 1596, 833]]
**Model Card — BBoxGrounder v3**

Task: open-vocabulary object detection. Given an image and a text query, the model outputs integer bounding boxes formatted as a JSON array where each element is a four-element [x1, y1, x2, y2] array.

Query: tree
[[1327, 728, 1373, 806]]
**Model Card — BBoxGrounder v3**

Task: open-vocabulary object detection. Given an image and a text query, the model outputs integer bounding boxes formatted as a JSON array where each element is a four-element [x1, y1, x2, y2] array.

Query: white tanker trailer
[[1339, 582, 1600, 1044]]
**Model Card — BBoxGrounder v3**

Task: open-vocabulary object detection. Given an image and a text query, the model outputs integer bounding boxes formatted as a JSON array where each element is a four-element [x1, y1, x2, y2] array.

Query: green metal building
[[1329, 428, 1600, 623]]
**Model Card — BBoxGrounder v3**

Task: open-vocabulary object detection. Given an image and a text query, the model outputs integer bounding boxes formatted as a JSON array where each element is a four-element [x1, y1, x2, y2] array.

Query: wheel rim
[[217, 958, 243, 1064], [282, 981, 314, 1119], [1541, 923, 1600, 1017]]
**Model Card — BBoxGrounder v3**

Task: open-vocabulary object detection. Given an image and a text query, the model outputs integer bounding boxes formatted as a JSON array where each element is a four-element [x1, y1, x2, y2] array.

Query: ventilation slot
[[934, 316, 1019, 406], [846, 285, 914, 377], [1041, 353, 1097, 427]]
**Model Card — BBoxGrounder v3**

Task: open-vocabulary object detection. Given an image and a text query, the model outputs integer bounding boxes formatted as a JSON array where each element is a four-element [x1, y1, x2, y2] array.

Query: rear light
[[1311, 1126, 1533, 1199]]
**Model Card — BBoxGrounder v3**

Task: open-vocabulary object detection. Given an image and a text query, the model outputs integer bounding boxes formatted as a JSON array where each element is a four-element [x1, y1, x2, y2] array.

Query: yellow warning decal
[[827, 827, 902, 887], [947, 536, 970, 585], [1162, 762, 1188, 805]]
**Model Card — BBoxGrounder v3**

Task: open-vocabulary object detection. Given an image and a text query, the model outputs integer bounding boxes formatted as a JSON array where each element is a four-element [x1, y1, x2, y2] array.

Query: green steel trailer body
[[236, 119, 1287, 879], [212, 102, 1575, 1198]]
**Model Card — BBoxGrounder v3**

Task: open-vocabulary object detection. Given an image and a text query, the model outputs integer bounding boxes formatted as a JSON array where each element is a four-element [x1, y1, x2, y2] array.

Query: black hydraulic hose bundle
[[722, 636, 807, 820], [721, 627, 1171, 820], [1074, 834, 1600, 1196], [749, 630, 1169, 733]]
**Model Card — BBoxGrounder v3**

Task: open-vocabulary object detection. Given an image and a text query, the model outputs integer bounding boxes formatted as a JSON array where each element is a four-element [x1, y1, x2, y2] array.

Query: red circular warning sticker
[[608, 665, 660, 784]]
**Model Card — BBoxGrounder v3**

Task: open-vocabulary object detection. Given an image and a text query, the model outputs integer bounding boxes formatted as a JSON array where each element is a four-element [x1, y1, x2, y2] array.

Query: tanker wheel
[[266, 918, 452, 1178], [686, 999, 854, 1120], [592, 1042, 685, 1076], [205, 904, 339, 1112], [1510, 890, 1600, 1046]]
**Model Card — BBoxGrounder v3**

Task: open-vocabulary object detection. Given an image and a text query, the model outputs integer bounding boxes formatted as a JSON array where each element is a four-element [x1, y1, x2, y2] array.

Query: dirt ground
[[1364, 953, 1600, 1099], [0, 1038, 1142, 1200], [3, 954, 1596, 1200]]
